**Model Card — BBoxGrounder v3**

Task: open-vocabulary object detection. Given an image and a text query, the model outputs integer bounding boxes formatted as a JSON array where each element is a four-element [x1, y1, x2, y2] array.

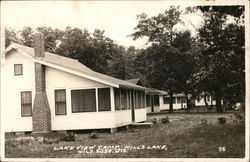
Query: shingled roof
[[126, 78, 168, 95], [4, 43, 148, 90], [125, 78, 144, 86]]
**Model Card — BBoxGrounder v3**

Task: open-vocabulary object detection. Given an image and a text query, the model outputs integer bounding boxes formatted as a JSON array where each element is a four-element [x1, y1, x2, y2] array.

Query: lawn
[[5, 112, 245, 158]]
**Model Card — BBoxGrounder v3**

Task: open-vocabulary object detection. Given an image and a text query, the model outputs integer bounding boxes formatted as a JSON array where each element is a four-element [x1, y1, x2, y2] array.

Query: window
[[177, 97, 181, 104], [154, 95, 159, 106], [197, 95, 201, 102], [207, 96, 210, 102], [146, 95, 151, 107], [21, 91, 32, 117], [181, 97, 187, 103], [14, 64, 23, 75], [173, 97, 176, 104], [71, 89, 96, 112], [163, 97, 170, 104], [55, 89, 66, 115], [98, 88, 111, 111]]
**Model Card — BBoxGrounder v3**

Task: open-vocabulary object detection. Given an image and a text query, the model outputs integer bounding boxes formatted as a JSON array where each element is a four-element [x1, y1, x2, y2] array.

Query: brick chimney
[[32, 33, 51, 133]]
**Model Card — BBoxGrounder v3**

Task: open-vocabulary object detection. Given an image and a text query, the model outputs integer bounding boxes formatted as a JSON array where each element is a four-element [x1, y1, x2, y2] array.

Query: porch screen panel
[[142, 92, 145, 108], [177, 97, 181, 104], [154, 95, 159, 106], [135, 91, 139, 109], [126, 90, 130, 109], [146, 95, 151, 107], [206, 96, 210, 102], [114, 88, 121, 110], [120, 89, 127, 110], [140, 91, 143, 108], [71, 89, 96, 112], [173, 97, 176, 104], [55, 89, 66, 115], [137, 91, 141, 108], [98, 88, 111, 111], [181, 97, 187, 103], [163, 97, 170, 104], [21, 91, 32, 116]]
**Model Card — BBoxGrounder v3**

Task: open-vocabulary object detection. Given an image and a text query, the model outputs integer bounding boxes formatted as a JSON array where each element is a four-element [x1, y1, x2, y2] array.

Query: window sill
[[21, 115, 32, 117]]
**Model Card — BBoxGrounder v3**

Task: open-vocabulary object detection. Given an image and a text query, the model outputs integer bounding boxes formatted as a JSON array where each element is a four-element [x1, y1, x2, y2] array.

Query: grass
[[5, 113, 245, 158]]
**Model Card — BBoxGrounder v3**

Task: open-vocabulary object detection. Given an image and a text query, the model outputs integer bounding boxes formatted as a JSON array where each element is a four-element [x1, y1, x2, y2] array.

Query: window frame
[[14, 64, 23, 76], [173, 97, 176, 104], [71, 88, 97, 113], [163, 97, 170, 104], [177, 97, 181, 104], [55, 89, 67, 115], [21, 91, 32, 117]]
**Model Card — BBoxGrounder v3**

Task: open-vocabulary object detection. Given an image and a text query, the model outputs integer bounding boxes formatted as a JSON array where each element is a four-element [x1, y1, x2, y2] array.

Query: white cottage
[[1, 33, 147, 133], [160, 93, 188, 110], [125, 79, 168, 114], [195, 93, 217, 107], [145, 88, 168, 113]]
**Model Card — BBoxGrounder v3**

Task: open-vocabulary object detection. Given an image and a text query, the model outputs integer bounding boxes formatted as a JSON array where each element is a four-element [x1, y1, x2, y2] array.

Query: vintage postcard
[[0, 0, 249, 161]]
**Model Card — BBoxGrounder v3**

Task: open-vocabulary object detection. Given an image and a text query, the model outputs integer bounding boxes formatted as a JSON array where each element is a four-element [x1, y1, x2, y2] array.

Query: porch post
[[95, 88, 99, 112], [110, 87, 115, 111]]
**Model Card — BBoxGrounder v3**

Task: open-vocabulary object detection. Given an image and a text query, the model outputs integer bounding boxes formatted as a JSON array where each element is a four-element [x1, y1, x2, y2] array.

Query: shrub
[[233, 113, 245, 123], [161, 116, 169, 123], [218, 117, 226, 124], [44, 137, 59, 144], [60, 131, 76, 142], [152, 118, 157, 124], [89, 130, 98, 139], [201, 118, 207, 124]]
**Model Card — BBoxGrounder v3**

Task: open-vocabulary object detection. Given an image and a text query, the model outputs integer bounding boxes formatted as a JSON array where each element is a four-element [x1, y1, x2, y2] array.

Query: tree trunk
[[169, 89, 174, 113], [204, 93, 208, 109], [209, 95, 213, 111], [186, 97, 190, 109], [215, 89, 223, 113]]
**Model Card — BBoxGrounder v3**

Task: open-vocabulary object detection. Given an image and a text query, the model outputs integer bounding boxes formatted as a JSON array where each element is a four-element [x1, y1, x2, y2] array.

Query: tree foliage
[[5, 26, 137, 78], [193, 6, 245, 112], [4, 5, 245, 113], [133, 6, 195, 112]]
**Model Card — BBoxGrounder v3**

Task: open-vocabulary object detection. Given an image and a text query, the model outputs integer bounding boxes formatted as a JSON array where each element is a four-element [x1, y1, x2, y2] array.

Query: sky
[[1, 1, 205, 49]]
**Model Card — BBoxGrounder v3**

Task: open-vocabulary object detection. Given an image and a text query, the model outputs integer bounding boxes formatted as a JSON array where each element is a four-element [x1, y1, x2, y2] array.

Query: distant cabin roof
[[164, 93, 187, 97], [126, 78, 168, 95], [147, 88, 168, 95], [4, 43, 147, 90], [125, 78, 144, 86]]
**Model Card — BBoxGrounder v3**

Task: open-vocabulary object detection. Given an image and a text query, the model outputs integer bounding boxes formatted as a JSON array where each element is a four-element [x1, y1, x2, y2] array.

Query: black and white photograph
[[0, 0, 249, 161]]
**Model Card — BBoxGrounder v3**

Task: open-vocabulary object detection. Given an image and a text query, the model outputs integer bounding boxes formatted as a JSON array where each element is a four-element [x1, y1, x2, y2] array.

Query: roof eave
[[119, 84, 148, 91]]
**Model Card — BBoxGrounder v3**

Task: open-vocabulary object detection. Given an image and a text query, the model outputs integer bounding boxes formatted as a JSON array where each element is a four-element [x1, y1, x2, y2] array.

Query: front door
[[131, 90, 135, 122]]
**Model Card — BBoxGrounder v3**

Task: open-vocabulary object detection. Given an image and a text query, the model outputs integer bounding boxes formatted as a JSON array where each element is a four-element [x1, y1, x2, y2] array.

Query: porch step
[[131, 122, 153, 128]]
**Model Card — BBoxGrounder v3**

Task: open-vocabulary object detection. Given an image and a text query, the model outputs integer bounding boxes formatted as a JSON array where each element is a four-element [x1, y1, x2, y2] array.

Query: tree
[[194, 6, 245, 112], [5, 28, 21, 47], [133, 6, 195, 112], [54, 27, 117, 74]]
